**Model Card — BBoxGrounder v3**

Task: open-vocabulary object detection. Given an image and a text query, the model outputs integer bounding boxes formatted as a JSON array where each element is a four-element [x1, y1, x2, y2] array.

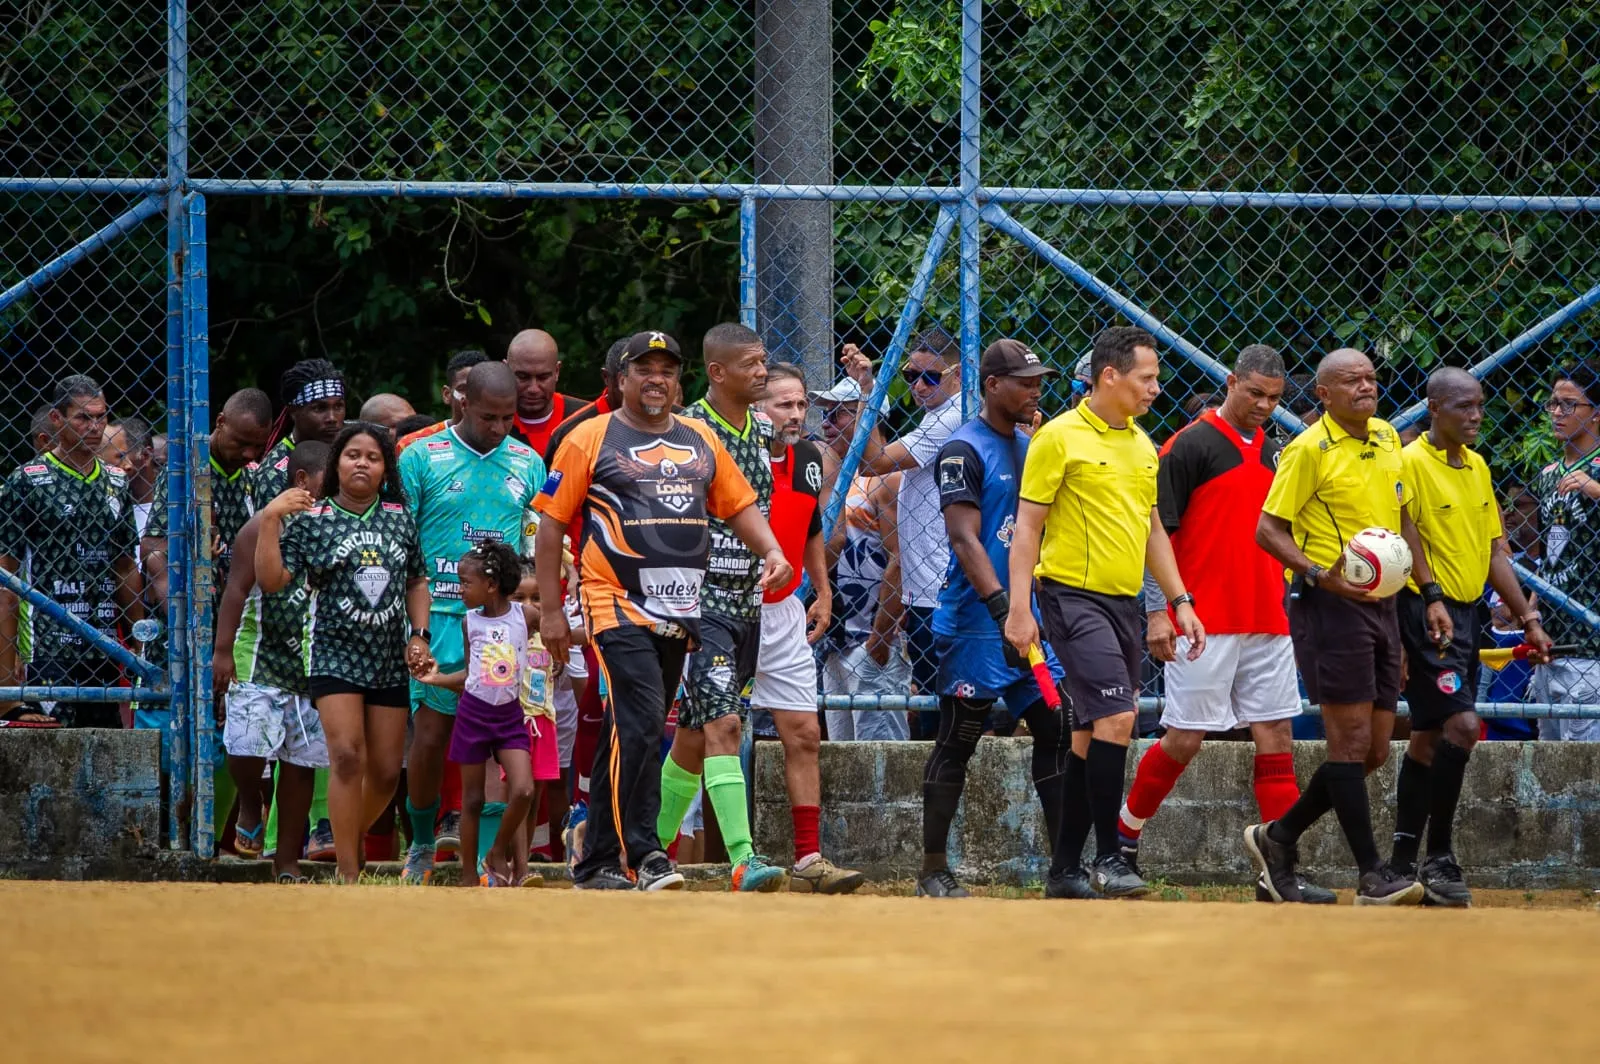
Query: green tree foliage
[[3, 0, 1598, 488]]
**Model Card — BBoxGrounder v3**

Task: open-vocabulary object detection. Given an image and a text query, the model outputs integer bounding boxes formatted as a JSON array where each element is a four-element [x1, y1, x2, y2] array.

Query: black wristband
[[410, 628, 431, 642], [1420, 582, 1445, 606], [983, 589, 1010, 626]]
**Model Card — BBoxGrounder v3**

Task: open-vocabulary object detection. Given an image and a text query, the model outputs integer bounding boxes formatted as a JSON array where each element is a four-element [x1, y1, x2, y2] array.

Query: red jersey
[[764, 440, 825, 603], [511, 393, 581, 457], [1157, 409, 1288, 636]]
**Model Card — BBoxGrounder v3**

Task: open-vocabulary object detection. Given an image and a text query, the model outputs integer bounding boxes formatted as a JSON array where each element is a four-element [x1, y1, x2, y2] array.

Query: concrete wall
[[0, 729, 162, 878], [754, 739, 1600, 888]]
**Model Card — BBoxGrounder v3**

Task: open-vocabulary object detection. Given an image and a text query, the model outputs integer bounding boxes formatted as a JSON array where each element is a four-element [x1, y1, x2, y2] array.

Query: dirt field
[[3, 882, 1598, 1063]]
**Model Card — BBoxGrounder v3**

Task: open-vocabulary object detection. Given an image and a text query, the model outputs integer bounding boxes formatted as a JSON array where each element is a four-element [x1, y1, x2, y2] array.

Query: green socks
[[658, 756, 704, 850], [705, 755, 753, 865], [477, 802, 506, 868], [407, 797, 440, 848], [310, 768, 329, 826]]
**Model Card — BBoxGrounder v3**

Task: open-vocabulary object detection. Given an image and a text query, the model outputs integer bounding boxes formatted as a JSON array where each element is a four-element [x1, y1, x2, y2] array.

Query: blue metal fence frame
[[5, 0, 1599, 855]]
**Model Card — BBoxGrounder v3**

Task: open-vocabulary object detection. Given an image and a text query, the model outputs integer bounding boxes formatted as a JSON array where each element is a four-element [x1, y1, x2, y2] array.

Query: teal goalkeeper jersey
[[397, 426, 545, 614]]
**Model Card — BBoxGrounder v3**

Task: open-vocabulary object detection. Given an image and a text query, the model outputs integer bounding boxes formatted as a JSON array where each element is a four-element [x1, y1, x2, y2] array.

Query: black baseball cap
[[619, 330, 684, 366], [980, 339, 1059, 380]]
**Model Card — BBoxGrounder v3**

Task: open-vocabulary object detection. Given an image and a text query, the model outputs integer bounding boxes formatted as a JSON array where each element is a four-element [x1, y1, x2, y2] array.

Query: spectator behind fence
[[150, 433, 167, 475], [0, 374, 144, 727], [255, 421, 430, 883], [359, 393, 416, 432], [813, 377, 910, 741], [841, 328, 964, 736], [397, 347, 489, 453], [253, 359, 347, 500], [109, 418, 159, 539], [1530, 360, 1600, 741], [29, 403, 55, 457], [1503, 483, 1543, 568], [506, 329, 581, 456]]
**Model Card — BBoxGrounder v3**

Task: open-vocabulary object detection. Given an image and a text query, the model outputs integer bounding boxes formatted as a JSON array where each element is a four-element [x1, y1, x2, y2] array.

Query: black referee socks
[[1323, 760, 1381, 874], [1087, 739, 1128, 860], [1391, 754, 1431, 869], [1426, 740, 1472, 858]]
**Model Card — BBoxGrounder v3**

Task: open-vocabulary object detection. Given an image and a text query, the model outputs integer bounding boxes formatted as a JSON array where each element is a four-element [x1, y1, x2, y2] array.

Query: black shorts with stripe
[[1035, 580, 1142, 728]]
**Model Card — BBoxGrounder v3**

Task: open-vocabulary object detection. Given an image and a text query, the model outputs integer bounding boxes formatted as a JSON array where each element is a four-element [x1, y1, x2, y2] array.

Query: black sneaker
[[636, 851, 685, 892], [1045, 866, 1101, 900], [1243, 822, 1302, 903], [1419, 854, 1472, 908], [915, 868, 970, 898], [1253, 873, 1336, 905], [1091, 853, 1150, 898], [573, 866, 635, 891], [1354, 862, 1425, 906]]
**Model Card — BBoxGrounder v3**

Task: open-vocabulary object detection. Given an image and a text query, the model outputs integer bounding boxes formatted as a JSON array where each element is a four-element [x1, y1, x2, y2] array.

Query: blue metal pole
[[0, 197, 167, 314], [1513, 562, 1600, 636], [956, 0, 982, 419], [818, 205, 958, 542], [171, 179, 1600, 214], [185, 192, 214, 859], [739, 193, 758, 331], [0, 568, 162, 681], [166, 0, 192, 852], [0, 686, 168, 703], [0, 178, 169, 195], [980, 203, 1308, 435], [1391, 278, 1600, 430]]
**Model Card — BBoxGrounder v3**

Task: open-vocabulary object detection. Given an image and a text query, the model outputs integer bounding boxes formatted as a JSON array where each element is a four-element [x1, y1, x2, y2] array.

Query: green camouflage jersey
[[280, 497, 425, 687], [0, 453, 136, 671], [144, 457, 255, 608], [211, 458, 255, 598], [251, 438, 296, 502], [397, 426, 544, 614], [233, 516, 311, 694], [682, 398, 773, 621]]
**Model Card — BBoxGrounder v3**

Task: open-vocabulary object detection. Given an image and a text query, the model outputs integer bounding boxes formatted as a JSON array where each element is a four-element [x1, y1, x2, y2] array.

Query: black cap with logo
[[619, 330, 684, 366], [979, 338, 1059, 380]]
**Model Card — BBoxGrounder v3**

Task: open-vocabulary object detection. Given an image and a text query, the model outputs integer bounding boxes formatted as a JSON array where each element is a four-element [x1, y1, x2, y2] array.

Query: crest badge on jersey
[[938, 454, 965, 491], [630, 439, 698, 477], [353, 547, 390, 608], [1436, 670, 1461, 695], [804, 461, 822, 493]]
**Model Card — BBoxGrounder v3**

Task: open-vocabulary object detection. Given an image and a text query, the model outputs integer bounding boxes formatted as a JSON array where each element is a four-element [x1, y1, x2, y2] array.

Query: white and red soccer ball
[[1341, 527, 1413, 598]]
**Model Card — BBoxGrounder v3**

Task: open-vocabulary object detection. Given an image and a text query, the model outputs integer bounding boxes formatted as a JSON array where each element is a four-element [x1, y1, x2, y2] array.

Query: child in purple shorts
[[417, 541, 545, 886]]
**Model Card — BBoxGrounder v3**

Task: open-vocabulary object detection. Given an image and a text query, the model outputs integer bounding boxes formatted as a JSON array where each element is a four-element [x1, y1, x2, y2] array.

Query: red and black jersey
[[511, 393, 583, 457], [1157, 409, 1287, 636], [544, 394, 616, 467], [765, 439, 825, 603]]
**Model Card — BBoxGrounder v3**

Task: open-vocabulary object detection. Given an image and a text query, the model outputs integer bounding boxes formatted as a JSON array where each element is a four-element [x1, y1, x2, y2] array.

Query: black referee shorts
[[1397, 589, 1481, 730], [1288, 583, 1402, 711], [1035, 580, 1142, 729]]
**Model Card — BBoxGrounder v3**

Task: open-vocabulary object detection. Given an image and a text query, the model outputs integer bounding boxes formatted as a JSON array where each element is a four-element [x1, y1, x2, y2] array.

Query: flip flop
[[234, 822, 265, 859], [275, 871, 310, 885]]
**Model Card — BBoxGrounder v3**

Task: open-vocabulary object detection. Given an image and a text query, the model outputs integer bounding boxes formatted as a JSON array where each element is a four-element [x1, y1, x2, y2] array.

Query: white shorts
[[223, 681, 329, 767], [1161, 634, 1300, 732], [751, 595, 818, 713], [554, 681, 578, 767]]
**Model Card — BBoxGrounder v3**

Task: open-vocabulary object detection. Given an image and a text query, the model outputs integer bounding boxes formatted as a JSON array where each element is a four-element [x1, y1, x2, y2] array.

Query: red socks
[[793, 805, 820, 864], [440, 760, 462, 816], [1118, 742, 1188, 839], [1252, 752, 1300, 823]]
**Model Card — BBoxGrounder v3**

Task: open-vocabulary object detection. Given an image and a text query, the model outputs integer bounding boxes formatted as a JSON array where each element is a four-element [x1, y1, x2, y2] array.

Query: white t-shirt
[[896, 395, 963, 608]]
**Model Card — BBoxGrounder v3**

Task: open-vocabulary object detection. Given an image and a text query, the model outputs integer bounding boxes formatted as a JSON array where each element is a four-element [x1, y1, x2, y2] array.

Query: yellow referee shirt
[[1019, 403, 1158, 596], [1401, 433, 1501, 601], [1261, 415, 1410, 571]]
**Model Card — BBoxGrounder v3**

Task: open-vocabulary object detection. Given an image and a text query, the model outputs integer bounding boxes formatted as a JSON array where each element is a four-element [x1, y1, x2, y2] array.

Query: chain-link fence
[[5, 0, 1600, 852]]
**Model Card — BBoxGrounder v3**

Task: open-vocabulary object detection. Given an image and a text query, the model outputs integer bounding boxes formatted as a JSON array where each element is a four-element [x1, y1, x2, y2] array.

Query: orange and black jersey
[[533, 412, 757, 641]]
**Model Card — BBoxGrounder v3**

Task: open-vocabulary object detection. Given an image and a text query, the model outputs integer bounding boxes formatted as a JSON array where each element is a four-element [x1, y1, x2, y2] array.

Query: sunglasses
[[900, 367, 946, 388]]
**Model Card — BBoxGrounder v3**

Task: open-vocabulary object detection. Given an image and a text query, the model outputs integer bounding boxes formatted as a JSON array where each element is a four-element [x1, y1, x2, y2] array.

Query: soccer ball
[[1341, 527, 1412, 598]]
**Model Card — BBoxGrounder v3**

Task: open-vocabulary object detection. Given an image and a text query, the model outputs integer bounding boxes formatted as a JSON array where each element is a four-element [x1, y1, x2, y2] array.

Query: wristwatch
[[410, 627, 431, 642], [1304, 565, 1328, 588], [1170, 592, 1196, 609]]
